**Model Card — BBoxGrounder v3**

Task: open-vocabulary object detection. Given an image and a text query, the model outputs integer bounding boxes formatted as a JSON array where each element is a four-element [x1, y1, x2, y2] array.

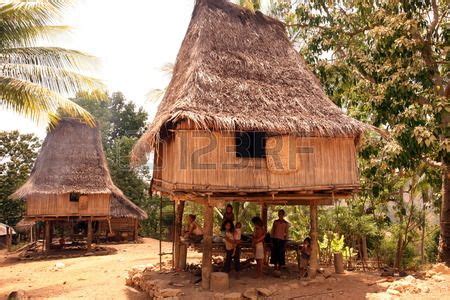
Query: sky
[[0, 0, 197, 137]]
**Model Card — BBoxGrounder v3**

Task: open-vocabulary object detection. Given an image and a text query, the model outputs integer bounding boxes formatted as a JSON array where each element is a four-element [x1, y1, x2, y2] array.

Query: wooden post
[[201, 202, 214, 290], [174, 201, 185, 270], [6, 226, 12, 252], [308, 202, 319, 278], [44, 221, 51, 252], [87, 219, 93, 251], [261, 203, 268, 231], [133, 219, 139, 241]]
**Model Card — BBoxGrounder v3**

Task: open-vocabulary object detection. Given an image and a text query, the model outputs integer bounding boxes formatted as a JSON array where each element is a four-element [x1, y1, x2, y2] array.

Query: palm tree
[[0, 0, 104, 126]]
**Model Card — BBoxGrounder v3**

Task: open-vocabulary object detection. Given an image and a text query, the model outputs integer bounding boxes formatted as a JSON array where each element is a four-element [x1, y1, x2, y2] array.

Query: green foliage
[[0, 131, 40, 225], [425, 227, 440, 263]]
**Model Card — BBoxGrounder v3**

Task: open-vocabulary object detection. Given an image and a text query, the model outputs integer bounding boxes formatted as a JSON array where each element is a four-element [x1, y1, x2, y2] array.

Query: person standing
[[270, 209, 290, 270], [252, 216, 266, 278], [223, 220, 240, 277]]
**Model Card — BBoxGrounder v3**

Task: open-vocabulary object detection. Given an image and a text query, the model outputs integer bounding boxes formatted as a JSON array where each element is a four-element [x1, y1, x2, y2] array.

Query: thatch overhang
[[131, 0, 367, 164], [11, 118, 147, 220]]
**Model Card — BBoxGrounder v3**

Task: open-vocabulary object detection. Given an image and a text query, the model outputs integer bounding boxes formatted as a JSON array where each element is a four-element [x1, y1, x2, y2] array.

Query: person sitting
[[221, 204, 235, 231], [184, 214, 203, 243], [299, 237, 312, 277]]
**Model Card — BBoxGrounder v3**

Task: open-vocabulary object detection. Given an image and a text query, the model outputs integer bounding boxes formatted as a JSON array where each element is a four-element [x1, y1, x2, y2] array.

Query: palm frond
[[0, 47, 98, 71], [1, 63, 104, 95], [0, 76, 95, 126]]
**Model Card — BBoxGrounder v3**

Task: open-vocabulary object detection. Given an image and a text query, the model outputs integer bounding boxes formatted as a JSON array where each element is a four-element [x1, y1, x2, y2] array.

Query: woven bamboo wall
[[155, 128, 359, 192], [26, 193, 110, 217]]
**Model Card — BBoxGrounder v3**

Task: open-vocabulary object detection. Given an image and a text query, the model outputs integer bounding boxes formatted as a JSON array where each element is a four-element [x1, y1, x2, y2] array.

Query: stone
[[224, 292, 242, 300], [54, 262, 65, 269], [242, 288, 257, 300], [386, 288, 400, 296], [210, 272, 230, 292], [431, 274, 444, 282], [273, 270, 282, 278], [214, 293, 225, 300], [256, 288, 272, 297], [7, 290, 28, 300], [432, 263, 450, 274], [159, 288, 182, 297], [288, 282, 299, 289]]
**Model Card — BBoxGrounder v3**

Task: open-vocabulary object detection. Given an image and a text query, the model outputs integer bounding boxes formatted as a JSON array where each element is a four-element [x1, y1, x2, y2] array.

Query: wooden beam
[[201, 202, 214, 290], [173, 201, 185, 270], [87, 219, 93, 251], [44, 221, 51, 252], [308, 203, 319, 279]]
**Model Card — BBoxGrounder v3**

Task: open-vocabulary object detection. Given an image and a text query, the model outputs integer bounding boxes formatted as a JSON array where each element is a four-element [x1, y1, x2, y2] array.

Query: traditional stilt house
[[11, 118, 147, 251], [132, 0, 366, 288]]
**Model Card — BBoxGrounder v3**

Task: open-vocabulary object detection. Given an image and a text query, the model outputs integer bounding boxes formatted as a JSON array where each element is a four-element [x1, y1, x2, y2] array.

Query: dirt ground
[[1, 238, 449, 299]]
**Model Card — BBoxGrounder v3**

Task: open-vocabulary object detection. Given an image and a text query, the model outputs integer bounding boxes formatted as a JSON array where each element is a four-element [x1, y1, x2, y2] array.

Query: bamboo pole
[[6, 226, 12, 252], [201, 201, 214, 290], [308, 202, 319, 278]]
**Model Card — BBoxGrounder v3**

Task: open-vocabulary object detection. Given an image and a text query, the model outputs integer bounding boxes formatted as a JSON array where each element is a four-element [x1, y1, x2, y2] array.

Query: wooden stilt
[[87, 219, 93, 251], [6, 226, 12, 252], [174, 201, 185, 270], [201, 202, 214, 290], [308, 202, 319, 278], [133, 219, 139, 241], [44, 221, 51, 252]]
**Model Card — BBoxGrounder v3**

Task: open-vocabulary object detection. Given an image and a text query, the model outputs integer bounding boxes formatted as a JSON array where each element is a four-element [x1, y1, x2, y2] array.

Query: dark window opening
[[70, 192, 80, 202], [235, 131, 266, 158]]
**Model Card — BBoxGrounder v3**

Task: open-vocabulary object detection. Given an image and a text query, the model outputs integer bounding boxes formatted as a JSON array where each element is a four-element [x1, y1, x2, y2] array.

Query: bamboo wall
[[155, 127, 359, 192], [26, 193, 110, 217]]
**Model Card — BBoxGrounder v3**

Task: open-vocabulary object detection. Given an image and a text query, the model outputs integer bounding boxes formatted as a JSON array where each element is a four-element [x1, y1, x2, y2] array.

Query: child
[[223, 220, 240, 276], [299, 237, 312, 278], [221, 204, 235, 231], [252, 216, 266, 278]]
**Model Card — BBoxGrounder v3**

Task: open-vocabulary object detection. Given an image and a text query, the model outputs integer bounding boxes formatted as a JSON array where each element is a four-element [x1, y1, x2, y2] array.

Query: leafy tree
[[270, 0, 449, 264], [0, 131, 40, 225], [0, 0, 104, 125]]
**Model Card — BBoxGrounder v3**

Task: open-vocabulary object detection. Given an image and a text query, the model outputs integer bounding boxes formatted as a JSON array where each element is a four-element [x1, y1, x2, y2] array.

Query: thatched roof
[[131, 0, 366, 163], [11, 118, 147, 220]]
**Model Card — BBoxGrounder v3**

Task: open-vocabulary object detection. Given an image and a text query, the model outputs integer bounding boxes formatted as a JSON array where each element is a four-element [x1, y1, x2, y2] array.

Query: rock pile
[[126, 266, 183, 299]]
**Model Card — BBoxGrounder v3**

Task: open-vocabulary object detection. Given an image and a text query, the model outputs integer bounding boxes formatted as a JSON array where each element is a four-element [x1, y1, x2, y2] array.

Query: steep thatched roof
[[131, 0, 366, 163], [11, 118, 147, 220]]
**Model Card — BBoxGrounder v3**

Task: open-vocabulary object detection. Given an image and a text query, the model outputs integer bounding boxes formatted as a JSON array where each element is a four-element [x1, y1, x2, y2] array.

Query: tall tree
[[0, 131, 40, 225], [0, 0, 104, 125], [270, 0, 448, 262]]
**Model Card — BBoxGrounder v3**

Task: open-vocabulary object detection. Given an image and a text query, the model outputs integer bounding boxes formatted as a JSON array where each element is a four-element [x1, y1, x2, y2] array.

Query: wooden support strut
[[87, 219, 93, 251], [308, 202, 319, 278], [44, 220, 51, 252], [201, 196, 214, 290], [173, 201, 185, 270]]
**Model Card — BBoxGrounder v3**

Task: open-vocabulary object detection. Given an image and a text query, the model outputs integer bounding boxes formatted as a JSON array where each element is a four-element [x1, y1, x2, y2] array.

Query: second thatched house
[[11, 118, 147, 251]]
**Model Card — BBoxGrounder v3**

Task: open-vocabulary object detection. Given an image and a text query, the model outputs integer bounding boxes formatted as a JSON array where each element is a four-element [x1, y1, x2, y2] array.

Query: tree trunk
[[439, 161, 450, 265], [201, 203, 214, 290]]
